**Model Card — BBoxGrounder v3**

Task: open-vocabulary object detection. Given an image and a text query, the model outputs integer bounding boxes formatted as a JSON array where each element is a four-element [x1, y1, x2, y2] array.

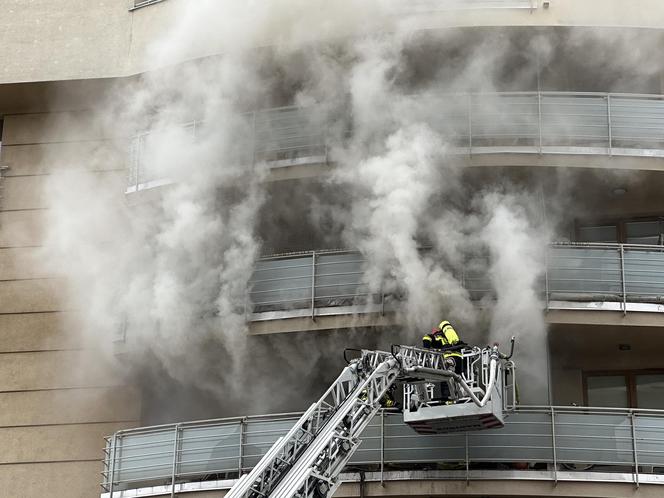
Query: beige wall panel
[[2, 170, 127, 211], [0, 421, 132, 464], [0, 278, 65, 313], [3, 112, 110, 145], [0, 209, 45, 247], [128, 0, 180, 73], [1, 141, 127, 176], [0, 312, 115, 352], [0, 460, 103, 498], [0, 350, 123, 391], [0, 312, 80, 352], [1, 176, 48, 210], [0, 247, 52, 280], [1, 1, 664, 84], [0, 0, 130, 84], [0, 386, 140, 427]]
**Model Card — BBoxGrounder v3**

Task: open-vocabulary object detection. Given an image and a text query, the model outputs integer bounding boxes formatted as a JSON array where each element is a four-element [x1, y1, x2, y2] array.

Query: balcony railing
[[127, 92, 664, 193], [547, 243, 664, 313], [248, 243, 664, 321], [101, 406, 664, 496]]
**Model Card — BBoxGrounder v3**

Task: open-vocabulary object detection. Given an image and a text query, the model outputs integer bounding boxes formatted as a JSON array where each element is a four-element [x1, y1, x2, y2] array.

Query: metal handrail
[[101, 405, 664, 494], [248, 243, 664, 320], [127, 92, 664, 192]]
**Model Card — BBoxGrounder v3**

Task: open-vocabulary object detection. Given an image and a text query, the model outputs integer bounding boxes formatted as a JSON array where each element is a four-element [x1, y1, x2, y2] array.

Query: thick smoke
[[40, 1, 573, 420], [326, 35, 549, 400], [480, 194, 550, 402]]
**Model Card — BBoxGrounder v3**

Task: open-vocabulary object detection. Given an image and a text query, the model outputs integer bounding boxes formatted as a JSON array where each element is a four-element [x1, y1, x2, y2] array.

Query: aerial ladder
[[226, 340, 516, 498]]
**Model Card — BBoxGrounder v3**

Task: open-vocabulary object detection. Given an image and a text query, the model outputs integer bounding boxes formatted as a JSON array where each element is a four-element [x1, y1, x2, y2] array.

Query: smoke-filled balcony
[[127, 92, 664, 193], [248, 243, 664, 323], [100, 406, 664, 497]]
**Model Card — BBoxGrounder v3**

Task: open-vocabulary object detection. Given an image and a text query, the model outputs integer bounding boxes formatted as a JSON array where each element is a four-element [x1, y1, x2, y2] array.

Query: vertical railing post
[[108, 433, 117, 498], [544, 245, 550, 312], [551, 407, 558, 485], [467, 93, 473, 156], [323, 108, 330, 165], [380, 410, 385, 485], [170, 424, 181, 498], [620, 244, 627, 315], [465, 432, 470, 485], [538, 91, 543, 154], [238, 418, 246, 477], [251, 111, 258, 167], [311, 252, 317, 321], [135, 136, 141, 193], [607, 94, 613, 156], [630, 412, 640, 488]]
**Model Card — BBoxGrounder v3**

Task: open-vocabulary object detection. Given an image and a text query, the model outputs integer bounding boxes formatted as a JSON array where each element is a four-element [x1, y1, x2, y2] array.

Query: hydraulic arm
[[226, 341, 515, 498]]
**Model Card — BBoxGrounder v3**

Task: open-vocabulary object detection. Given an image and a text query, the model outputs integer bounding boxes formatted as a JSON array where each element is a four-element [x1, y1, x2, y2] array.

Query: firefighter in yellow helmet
[[423, 320, 461, 350], [423, 320, 465, 402]]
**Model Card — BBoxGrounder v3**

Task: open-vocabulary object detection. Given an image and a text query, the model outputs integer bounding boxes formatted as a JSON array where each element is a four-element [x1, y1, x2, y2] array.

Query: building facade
[[2, 1, 664, 498]]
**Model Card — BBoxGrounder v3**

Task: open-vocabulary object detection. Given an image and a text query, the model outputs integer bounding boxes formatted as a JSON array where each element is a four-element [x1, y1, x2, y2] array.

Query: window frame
[[582, 369, 664, 408], [574, 215, 664, 245]]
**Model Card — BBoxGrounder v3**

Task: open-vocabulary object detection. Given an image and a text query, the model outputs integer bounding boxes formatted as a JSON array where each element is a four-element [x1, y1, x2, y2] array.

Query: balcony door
[[584, 370, 664, 409]]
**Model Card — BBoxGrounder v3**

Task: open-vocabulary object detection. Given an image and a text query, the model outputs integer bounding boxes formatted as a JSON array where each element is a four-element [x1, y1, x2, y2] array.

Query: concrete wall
[[0, 461, 105, 498], [0, 111, 140, 498], [2, 0, 664, 84]]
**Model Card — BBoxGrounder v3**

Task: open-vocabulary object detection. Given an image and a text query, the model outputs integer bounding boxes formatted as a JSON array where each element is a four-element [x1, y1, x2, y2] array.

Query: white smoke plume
[[480, 194, 550, 403], [38, 1, 575, 419]]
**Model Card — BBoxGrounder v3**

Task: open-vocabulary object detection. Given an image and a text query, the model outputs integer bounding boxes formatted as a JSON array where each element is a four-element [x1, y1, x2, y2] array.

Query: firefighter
[[358, 385, 400, 409], [381, 384, 399, 409], [423, 320, 465, 402], [423, 320, 461, 350]]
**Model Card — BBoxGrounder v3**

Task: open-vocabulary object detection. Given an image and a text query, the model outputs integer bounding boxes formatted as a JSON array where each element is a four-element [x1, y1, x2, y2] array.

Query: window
[[635, 374, 664, 409], [577, 224, 618, 243], [584, 371, 664, 409], [576, 217, 664, 245], [586, 375, 628, 408], [625, 220, 664, 245]]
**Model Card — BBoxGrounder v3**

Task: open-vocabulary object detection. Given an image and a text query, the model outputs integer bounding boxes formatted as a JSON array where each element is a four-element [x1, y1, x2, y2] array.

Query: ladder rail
[[270, 357, 400, 498], [226, 343, 513, 498], [226, 362, 361, 498]]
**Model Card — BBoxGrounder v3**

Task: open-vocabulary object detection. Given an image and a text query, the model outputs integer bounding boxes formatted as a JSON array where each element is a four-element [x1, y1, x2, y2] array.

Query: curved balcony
[[100, 406, 664, 497], [127, 92, 664, 193], [248, 243, 664, 323]]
